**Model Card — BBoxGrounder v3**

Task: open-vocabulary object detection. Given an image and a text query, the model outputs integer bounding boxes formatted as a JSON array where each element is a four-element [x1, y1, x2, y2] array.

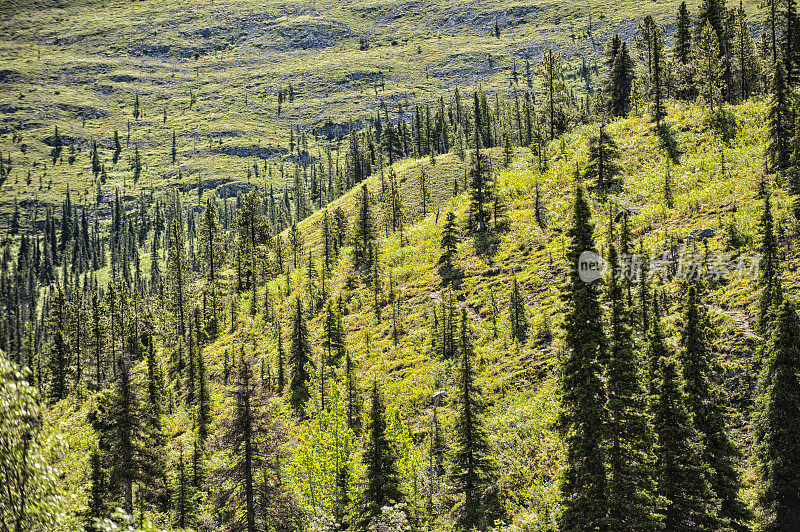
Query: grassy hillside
[[4, 0, 800, 529], [0, 0, 764, 227], [40, 95, 798, 529]]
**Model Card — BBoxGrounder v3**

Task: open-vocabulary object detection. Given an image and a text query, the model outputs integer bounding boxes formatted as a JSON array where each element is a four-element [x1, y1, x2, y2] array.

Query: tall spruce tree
[[451, 309, 499, 531], [695, 21, 724, 109], [604, 245, 661, 531], [289, 297, 313, 416], [679, 285, 750, 531], [361, 382, 405, 527], [539, 48, 567, 140], [508, 277, 528, 343], [754, 301, 800, 531], [585, 125, 621, 190], [652, 356, 719, 531], [608, 41, 636, 117], [758, 194, 783, 333], [558, 184, 609, 531], [439, 211, 460, 270], [467, 122, 493, 235], [766, 60, 793, 174], [353, 184, 376, 272], [166, 218, 189, 338], [645, 292, 668, 396], [199, 199, 224, 339], [675, 2, 694, 64]]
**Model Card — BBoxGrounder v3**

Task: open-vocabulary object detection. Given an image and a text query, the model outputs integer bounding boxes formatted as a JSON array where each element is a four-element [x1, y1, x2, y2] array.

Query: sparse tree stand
[[558, 185, 609, 531], [754, 301, 800, 531]]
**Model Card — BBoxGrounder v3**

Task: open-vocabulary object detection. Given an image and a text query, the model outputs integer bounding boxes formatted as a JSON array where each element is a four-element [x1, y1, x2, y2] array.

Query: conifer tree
[[166, 218, 190, 338], [451, 309, 499, 531], [604, 245, 660, 531], [754, 301, 800, 531], [322, 299, 345, 367], [766, 60, 792, 174], [608, 42, 636, 117], [173, 448, 193, 529], [91, 140, 101, 178], [199, 198, 224, 339], [652, 356, 719, 531], [645, 293, 668, 395], [47, 285, 70, 402], [508, 277, 528, 343], [679, 285, 750, 531], [237, 191, 265, 313], [758, 194, 782, 333], [467, 123, 493, 234], [289, 297, 313, 416], [733, 3, 760, 101], [558, 185, 608, 531], [439, 211, 459, 270], [585, 124, 621, 190], [675, 2, 693, 64], [539, 48, 567, 140], [695, 21, 724, 109], [212, 356, 296, 532], [353, 184, 376, 272], [100, 355, 154, 515], [276, 321, 285, 393], [86, 446, 107, 527], [650, 28, 666, 127], [197, 349, 210, 441], [361, 382, 405, 527]]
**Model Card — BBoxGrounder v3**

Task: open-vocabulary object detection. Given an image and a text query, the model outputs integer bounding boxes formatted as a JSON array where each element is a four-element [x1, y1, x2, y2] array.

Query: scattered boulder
[[688, 228, 717, 240]]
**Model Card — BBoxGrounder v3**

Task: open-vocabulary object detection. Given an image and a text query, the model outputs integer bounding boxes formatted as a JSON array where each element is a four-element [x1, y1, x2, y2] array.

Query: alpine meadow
[[3, 0, 800, 530]]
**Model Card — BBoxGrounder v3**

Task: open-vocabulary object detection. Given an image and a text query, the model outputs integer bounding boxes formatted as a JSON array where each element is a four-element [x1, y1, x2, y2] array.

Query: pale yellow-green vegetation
[[0, 0, 764, 225]]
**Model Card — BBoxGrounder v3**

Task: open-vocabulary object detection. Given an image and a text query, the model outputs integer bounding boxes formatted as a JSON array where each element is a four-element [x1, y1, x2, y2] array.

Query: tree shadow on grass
[[656, 123, 681, 164], [438, 263, 464, 291]]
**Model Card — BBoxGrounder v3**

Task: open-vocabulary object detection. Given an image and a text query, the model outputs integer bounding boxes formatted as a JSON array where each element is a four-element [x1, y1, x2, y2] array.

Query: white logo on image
[[578, 251, 607, 283]]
